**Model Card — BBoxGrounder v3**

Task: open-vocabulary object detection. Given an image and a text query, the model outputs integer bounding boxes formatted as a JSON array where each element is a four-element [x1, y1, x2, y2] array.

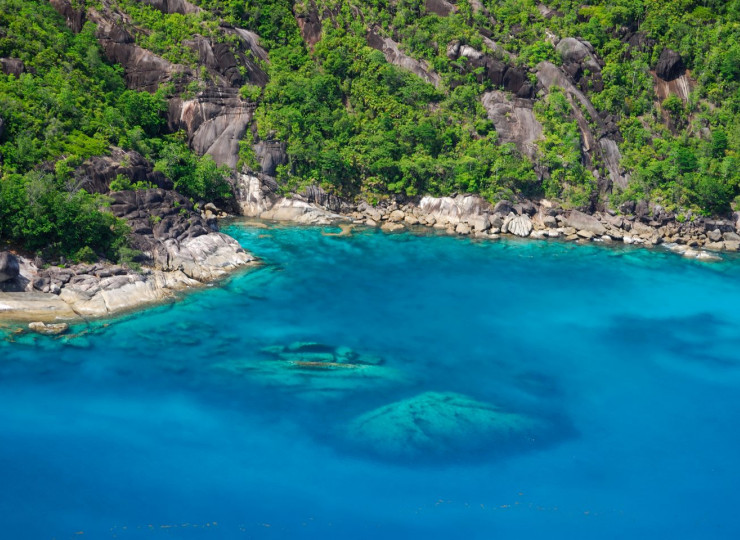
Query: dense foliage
[[2, 0, 740, 261], [0, 0, 229, 260], [191, 0, 739, 214]]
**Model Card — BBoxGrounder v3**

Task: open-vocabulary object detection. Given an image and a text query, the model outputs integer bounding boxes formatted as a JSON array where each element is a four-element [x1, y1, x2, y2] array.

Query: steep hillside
[[1, 0, 739, 262]]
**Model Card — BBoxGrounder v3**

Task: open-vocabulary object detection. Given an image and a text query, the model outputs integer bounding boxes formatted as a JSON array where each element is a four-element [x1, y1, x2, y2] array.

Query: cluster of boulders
[[337, 195, 740, 260], [0, 187, 254, 324]]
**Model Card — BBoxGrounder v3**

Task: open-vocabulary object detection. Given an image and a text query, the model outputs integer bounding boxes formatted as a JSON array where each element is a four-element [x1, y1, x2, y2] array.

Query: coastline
[[3, 185, 738, 329], [237, 177, 740, 261]]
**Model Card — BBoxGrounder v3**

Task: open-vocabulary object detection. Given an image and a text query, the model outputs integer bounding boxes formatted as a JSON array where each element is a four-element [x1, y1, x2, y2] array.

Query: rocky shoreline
[[0, 188, 256, 327], [238, 177, 740, 262], [3, 182, 739, 331]]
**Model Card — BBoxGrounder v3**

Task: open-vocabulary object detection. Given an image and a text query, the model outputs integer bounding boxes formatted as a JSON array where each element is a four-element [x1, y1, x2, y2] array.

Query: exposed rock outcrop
[[654, 71, 695, 103], [556, 37, 603, 93], [565, 209, 606, 235], [0, 58, 25, 77], [424, 0, 456, 17], [537, 61, 627, 192], [0, 185, 255, 322], [74, 147, 171, 194], [49, 0, 86, 32], [296, 1, 323, 47], [140, 0, 202, 15], [656, 49, 685, 81], [0, 252, 20, 283], [49, 0, 268, 171], [419, 194, 492, 225], [447, 42, 532, 97], [168, 89, 256, 168], [366, 29, 441, 87], [88, 9, 187, 93], [28, 321, 69, 335], [481, 91, 542, 160], [253, 140, 288, 177], [505, 214, 533, 237]]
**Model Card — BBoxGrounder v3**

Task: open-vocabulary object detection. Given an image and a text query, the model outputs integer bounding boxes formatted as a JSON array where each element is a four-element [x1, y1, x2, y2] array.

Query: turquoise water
[[2, 222, 740, 539]]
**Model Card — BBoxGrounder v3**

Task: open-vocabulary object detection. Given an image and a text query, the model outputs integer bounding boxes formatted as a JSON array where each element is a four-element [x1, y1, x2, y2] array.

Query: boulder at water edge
[[344, 391, 540, 460], [0, 251, 20, 282]]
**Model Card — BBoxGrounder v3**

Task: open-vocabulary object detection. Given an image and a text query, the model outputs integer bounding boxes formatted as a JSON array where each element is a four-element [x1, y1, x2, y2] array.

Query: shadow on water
[[605, 312, 740, 381]]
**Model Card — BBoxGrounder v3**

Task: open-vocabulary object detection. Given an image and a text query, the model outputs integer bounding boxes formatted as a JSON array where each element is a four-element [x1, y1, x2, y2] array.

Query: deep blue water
[[2, 222, 740, 539]]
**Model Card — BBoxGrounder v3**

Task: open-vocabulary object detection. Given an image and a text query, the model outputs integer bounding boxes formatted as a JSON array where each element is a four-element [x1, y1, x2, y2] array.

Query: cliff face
[[49, 0, 269, 172], [40, 0, 738, 219]]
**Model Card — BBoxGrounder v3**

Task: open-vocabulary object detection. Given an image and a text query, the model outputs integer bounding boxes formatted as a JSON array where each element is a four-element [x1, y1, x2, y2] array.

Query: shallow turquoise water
[[3, 222, 740, 539]]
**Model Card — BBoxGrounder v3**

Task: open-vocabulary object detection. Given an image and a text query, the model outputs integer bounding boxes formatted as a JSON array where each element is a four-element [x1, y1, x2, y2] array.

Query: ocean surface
[[2, 222, 740, 539]]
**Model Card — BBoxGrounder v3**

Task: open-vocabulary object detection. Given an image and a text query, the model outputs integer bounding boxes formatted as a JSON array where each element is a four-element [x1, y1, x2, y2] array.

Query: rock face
[[74, 147, 171, 194], [419, 194, 492, 225], [168, 90, 256, 168], [537, 61, 627, 192], [296, 1, 323, 47], [1, 183, 256, 322], [253, 140, 288, 177], [50, 0, 268, 170], [344, 392, 539, 460], [556, 37, 603, 93], [140, 0, 202, 15], [656, 49, 685, 81], [107, 188, 252, 277], [366, 30, 441, 87], [0, 252, 20, 283], [259, 198, 346, 225], [447, 43, 532, 97], [0, 57, 25, 76], [425, 0, 456, 17], [89, 11, 186, 93], [481, 91, 542, 159]]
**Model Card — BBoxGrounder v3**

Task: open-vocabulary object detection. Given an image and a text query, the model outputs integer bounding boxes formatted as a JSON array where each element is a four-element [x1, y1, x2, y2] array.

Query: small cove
[[2, 221, 740, 538]]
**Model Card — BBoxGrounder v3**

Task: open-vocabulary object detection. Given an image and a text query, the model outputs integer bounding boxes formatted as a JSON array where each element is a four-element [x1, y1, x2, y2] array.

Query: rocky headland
[[0, 186, 255, 326]]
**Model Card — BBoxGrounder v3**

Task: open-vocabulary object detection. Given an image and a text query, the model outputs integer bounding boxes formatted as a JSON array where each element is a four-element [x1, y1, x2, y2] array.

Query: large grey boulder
[[556, 38, 593, 66], [344, 391, 539, 460], [0, 252, 20, 283], [566, 210, 606, 235], [656, 49, 685, 81]]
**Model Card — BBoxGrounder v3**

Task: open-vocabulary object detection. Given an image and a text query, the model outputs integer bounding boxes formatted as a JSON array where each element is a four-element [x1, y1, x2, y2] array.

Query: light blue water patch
[[2, 222, 740, 539]]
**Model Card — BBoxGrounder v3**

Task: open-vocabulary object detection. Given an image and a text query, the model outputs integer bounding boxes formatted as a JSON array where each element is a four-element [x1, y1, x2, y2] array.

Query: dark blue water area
[[3, 222, 740, 539]]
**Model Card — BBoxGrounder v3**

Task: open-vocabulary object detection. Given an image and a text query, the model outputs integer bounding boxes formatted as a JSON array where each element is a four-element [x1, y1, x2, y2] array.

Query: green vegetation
[[243, 1, 538, 201], [0, 0, 229, 260], [2, 0, 740, 262], [535, 88, 596, 207], [154, 137, 233, 201], [478, 0, 740, 214]]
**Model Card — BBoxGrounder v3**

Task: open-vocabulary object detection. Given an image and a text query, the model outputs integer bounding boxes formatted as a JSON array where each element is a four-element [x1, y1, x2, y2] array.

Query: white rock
[[507, 215, 533, 237]]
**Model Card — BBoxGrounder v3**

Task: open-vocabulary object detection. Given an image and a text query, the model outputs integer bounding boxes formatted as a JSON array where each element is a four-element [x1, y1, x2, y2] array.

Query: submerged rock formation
[[212, 342, 408, 401], [344, 392, 540, 460]]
